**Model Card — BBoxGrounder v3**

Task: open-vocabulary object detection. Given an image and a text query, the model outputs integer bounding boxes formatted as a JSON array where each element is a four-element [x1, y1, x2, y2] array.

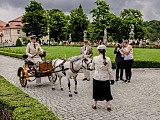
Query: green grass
[[3, 45, 160, 63]]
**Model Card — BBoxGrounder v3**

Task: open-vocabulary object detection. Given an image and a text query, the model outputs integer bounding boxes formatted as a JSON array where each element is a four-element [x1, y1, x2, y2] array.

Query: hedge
[[0, 50, 160, 68], [0, 76, 59, 120]]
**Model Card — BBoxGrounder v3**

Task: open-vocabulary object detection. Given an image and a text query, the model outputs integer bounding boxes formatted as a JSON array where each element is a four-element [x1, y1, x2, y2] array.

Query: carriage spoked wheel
[[18, 67, 27, 87]]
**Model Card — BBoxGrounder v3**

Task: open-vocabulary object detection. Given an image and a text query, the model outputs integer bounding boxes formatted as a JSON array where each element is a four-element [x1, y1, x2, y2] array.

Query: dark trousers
[[116, 61, 124, 80], [124, 60, 133, 80]]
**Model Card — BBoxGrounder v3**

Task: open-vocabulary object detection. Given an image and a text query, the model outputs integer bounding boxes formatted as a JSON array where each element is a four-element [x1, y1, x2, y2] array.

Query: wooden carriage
[[17, 54, 53, 87]]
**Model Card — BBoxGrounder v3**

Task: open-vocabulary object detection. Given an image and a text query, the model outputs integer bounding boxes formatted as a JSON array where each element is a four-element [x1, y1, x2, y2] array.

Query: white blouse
[[90, 54, 114, 81]]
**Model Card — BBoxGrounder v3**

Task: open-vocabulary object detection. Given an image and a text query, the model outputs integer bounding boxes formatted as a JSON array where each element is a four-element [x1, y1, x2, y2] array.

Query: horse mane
[[67, 55, 83, 62]]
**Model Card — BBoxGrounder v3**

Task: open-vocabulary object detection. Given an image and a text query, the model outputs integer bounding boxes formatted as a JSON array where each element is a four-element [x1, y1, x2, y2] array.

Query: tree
[[47, 9, 68, 42], [22, 0, 48, 39], [120, 9, 145, 39], [68, 4, 89, 42], [90, 0, 118, 41], [143, 20, 160, 41]]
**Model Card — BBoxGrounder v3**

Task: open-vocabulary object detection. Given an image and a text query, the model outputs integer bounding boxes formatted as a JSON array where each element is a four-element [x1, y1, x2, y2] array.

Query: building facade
[[0, 16, 49, 46]]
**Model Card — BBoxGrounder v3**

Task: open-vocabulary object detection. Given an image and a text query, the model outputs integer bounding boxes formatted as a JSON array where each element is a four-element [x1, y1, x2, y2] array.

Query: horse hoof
[[74, 91, 78, 94], [69, 94, 72, 97], [52, 88, 55, 90], [61, 88, 63, 91]]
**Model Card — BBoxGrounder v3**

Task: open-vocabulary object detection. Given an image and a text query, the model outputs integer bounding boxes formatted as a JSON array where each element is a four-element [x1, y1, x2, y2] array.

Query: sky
[[0, 0, 160, 23]]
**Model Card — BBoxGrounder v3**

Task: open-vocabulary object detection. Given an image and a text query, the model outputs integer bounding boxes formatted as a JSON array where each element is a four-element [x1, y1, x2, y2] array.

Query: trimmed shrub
[[0, 76, 59, 120], [16, 39, 22, 46]]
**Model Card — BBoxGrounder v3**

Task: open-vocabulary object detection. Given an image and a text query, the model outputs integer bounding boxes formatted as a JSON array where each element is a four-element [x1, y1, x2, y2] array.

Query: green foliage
[[22, 37, 30, 44], [108, 36, 113, 42], [68, 4, 89, 42], [22, 0, 48, 39], [120, 8, 144, 39], [143, 20, 160, 41], [0, 76, 59, 120], [90, 0, 111, 40], [129, 36, 134, 40], [16, 39, 22, 46], [47, 9, 68, 42]]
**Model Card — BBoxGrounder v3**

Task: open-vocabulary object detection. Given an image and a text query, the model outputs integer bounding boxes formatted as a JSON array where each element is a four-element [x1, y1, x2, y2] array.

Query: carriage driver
[[26, 35, 46, 83]]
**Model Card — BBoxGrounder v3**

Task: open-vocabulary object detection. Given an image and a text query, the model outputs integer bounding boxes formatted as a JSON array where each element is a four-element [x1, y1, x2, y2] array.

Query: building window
[[17, 30, 21, 34]]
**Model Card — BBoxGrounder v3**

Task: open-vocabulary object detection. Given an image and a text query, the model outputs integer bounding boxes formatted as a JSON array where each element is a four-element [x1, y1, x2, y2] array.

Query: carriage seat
[[24, 59, 35, 65]]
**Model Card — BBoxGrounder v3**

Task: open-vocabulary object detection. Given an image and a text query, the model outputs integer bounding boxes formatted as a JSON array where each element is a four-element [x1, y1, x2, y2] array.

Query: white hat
[[30, 35, 36, 38], [97, 45, 106, 50]]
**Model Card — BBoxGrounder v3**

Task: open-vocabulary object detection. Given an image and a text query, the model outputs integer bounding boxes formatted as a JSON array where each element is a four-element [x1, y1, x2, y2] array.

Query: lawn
[[6, 45, 160, 63]]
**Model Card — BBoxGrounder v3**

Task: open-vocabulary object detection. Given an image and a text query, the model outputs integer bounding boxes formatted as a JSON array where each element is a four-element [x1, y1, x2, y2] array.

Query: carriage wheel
[[48, 74, 57, 82], [19, 68, 27, 87]]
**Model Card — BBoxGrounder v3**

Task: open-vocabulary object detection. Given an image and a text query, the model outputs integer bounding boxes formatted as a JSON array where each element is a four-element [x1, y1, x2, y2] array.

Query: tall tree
[[143, 20, 160, 41], [90, 0, 117, 41], [22, 0, 48, 39], [47, 9, 68, 42], [120, 9, 144, 39], [68, 5, 89, 42]]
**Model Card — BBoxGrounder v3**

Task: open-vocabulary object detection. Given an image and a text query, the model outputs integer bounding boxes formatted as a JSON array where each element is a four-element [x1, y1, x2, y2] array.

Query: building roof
[[0, 20, 6, 31], [0, 20, 6, 27], [3, 16, 23, 30], [9, 16, 23, 23]]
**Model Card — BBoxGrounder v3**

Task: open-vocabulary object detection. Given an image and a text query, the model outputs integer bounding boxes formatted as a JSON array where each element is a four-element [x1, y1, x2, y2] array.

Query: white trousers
[[28, 56, 42, 83], [82, 68, 90, 80]]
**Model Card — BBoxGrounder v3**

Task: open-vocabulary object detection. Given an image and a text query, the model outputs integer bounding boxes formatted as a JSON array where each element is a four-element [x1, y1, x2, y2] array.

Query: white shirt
[[90, 54, 114, 81]]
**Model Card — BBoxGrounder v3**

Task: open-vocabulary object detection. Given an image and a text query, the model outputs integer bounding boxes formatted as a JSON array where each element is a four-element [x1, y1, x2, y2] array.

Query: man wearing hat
[[80, 40, 93, 81], [26, 35, 45, 83]]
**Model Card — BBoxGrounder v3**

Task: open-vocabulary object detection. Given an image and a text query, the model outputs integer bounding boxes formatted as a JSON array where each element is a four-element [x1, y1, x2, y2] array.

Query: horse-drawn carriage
[[17, 53, 92, 97], [17, 53, 53, 87]]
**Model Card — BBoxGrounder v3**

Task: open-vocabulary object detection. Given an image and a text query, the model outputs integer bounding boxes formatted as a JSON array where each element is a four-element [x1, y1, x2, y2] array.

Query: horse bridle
[[82, 58, 92, 70]]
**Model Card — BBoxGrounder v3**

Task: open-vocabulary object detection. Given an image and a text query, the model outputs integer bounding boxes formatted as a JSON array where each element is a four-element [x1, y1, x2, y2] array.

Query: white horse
[[51, 55, 92, 97]]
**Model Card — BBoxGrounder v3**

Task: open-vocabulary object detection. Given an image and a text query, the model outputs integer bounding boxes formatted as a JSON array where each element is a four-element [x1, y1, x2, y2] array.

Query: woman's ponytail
[[99, 49, 107, 66]]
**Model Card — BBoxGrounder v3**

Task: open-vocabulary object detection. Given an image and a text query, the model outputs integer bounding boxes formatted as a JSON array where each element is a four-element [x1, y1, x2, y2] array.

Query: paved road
[[0, 55, 160, 120]]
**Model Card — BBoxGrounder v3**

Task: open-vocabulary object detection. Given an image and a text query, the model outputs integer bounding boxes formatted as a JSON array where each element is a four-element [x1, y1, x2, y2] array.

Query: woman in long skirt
[[90, 45, 115, 111]]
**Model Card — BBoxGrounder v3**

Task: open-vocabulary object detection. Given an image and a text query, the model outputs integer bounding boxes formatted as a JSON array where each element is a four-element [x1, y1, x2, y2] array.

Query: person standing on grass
[[90, 45, 114, 111], [114, 39, 124, 81], [80, 40, 93, 81], [119, 40, 134, 83]]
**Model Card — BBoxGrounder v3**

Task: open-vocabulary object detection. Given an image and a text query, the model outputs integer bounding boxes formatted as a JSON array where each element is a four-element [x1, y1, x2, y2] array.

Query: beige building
[[0, 16, 49, 46]]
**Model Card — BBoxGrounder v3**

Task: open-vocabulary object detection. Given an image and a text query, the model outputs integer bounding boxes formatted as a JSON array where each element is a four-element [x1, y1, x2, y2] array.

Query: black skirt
[[93, 79, 113, 101]]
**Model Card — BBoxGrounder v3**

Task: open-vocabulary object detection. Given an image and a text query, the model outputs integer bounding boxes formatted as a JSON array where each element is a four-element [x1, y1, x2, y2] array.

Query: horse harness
[[53, 58, 91, 75], [81, 58, 92, 70]]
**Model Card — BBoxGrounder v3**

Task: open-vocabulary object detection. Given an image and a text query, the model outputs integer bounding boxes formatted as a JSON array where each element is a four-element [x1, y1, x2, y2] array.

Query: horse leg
[[67, 77, 72, 97], [74, 76, 78, 94], [59, 76, 63, 91], [51, 74, 57, 90]]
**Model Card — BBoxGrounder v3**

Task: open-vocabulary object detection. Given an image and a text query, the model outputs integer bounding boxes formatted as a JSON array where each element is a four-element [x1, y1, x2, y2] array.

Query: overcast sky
[[0, 0, 160, 23]]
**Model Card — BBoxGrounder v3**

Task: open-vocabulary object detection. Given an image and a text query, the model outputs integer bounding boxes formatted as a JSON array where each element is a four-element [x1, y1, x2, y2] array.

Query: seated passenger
[[26, 35, 45, 83], [26, 35, 45, 63]]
